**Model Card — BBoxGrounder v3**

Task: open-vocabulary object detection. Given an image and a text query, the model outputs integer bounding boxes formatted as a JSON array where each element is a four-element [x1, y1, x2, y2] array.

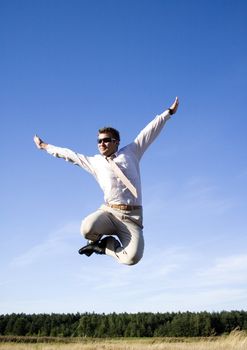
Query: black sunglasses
[[97, 137, 117, 144]]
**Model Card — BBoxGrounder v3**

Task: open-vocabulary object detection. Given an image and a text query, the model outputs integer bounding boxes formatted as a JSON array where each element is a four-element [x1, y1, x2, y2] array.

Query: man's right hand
[[33, 135, 47, 150]]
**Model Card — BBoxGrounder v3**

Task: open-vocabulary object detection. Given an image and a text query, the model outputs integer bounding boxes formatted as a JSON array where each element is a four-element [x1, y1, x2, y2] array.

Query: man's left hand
[[169, 97, 179, 115]]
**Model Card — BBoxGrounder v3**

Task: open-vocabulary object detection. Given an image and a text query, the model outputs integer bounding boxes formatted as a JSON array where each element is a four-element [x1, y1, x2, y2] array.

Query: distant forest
[[1, 311, 247, 338]]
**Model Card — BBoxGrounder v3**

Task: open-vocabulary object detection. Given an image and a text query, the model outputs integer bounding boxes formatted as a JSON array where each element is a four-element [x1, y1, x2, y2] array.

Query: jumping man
[[34, 97, 179, 266]]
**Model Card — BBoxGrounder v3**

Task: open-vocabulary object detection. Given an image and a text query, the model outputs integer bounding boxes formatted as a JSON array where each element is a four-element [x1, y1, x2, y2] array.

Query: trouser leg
[[80, 209, 116, 241], [106, 214, 144, 266], [80, 206, 144, 266]]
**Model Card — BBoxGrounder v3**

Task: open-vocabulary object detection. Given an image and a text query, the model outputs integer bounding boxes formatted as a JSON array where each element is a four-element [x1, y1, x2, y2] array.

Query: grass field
[[0, 331, 247, 350]]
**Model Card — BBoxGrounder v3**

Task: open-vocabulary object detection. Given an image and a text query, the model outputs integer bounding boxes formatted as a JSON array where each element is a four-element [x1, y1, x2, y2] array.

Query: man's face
[[97, 133, 119, 157]]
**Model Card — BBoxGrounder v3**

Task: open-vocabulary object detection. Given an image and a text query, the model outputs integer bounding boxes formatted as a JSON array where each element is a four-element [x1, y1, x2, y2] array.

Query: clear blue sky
[[1, 0, 247, 314]]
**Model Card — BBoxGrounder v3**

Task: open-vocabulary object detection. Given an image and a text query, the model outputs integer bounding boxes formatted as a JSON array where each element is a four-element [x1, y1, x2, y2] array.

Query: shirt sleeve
[[46, 144, 95, 175], [134, 109, 171, 159]]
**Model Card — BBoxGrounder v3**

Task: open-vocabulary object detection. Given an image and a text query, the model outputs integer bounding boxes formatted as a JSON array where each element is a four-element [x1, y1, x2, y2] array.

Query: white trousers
[[80, 204, 144, 266]]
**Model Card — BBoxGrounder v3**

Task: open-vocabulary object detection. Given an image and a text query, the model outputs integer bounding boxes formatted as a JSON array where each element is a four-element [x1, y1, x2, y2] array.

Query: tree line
[[0, 311, 247, 338]]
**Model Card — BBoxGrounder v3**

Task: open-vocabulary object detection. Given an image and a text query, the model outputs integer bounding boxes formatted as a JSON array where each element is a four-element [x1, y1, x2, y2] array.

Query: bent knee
[[122, 252, 143, 266], [121, 242, 144, 266], [80, 218, 88, 237], [80, 217, 96, 238]]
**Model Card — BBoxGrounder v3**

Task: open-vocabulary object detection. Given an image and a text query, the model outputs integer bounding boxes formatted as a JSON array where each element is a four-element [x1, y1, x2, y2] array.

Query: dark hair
[[98, 127, 120, 141]]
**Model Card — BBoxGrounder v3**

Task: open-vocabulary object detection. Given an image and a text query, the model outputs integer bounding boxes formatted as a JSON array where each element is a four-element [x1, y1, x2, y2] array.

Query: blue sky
[[1, 0, 247, 314]]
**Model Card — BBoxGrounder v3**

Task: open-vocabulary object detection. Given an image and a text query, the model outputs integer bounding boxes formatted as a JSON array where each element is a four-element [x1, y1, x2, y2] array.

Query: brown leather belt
[[106, 203, 142, 211]]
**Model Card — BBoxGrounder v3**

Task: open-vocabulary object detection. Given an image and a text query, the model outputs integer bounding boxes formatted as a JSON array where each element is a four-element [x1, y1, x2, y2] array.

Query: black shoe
[[78, 238, 107, 257]]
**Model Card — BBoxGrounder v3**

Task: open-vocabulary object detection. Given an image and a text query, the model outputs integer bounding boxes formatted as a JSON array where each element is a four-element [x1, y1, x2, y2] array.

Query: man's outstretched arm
[[33, 134, 96, 175], [134, 97, 179, 158], [33, 134, 80, 163]]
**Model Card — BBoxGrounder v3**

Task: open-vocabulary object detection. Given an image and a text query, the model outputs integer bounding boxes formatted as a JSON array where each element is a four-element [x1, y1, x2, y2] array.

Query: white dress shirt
[[46, 110, 171, 206]]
